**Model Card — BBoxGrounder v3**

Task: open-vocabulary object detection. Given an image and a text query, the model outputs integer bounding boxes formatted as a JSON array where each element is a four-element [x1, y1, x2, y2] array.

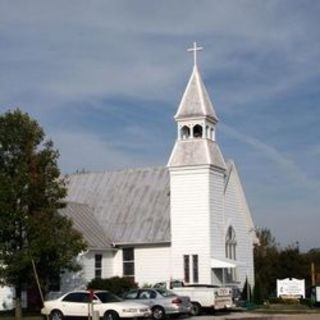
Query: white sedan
[[41, 290, 152, 320]]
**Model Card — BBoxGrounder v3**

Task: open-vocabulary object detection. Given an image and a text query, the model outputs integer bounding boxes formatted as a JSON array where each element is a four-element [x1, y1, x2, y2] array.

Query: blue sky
[[1, 0, 319, 250]]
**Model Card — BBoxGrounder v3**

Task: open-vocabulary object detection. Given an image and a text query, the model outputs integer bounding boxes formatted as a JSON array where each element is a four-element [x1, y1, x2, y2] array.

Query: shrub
[[87, 277, 138, 296], [268, 297, 300, 305], [300, 298, 313, 307], [267, 297, 281, 304]]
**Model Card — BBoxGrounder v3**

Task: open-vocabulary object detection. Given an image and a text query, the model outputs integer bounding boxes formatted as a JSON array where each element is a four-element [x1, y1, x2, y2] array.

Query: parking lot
[[191, 311, 320, 319]]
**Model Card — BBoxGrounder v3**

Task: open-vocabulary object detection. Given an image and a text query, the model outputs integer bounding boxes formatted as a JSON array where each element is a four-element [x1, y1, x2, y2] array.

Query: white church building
[[0, 44, 257, 309], [58, 44, 257, 294]]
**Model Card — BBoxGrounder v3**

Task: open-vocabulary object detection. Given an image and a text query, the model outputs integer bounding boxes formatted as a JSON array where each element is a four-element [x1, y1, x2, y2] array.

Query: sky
[[1, 0, 319, 251]]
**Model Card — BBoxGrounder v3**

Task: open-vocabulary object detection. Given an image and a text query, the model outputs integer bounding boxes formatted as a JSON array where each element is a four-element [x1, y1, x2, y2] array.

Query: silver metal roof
[[64, 161, 255, 246], [175, 65, 218, 122], [60, 201, 112, 249], [168, 139, 226, 170], [66, 167, 170, 245]]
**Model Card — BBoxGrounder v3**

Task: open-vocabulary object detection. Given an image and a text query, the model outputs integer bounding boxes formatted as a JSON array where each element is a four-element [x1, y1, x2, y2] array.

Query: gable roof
[[175, 65, 218, 122], [66, 161, 254, 246], [60, 201, 112, 249], [66, 167, 170, 245]]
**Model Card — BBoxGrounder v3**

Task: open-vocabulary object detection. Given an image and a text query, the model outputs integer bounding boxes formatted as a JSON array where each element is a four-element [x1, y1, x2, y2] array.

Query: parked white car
[[41, 290, 151, 320]]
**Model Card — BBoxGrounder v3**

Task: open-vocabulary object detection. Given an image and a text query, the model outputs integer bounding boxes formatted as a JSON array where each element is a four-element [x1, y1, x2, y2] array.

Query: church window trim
[[183, 254, 199, 284], [192, 254, 199, 283], [183, 255, 190, 283], [123, 248, 135, 280], [95, 254, 102, 279]]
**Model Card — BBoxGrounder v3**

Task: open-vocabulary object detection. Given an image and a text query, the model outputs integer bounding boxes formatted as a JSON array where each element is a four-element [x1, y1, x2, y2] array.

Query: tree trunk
[[15, 286, 23, 320]]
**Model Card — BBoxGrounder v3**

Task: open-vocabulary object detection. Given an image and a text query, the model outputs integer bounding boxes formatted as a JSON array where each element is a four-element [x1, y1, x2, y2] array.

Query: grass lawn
[[252, 303, 320, 314]]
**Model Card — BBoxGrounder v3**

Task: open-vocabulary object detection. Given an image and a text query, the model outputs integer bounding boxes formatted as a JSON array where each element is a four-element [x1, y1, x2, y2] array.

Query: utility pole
[[311, 262, 316, 286]]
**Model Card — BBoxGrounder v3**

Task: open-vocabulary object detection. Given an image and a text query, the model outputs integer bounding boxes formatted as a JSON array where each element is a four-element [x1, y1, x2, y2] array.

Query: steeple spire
[[174, 42, 218, 122]]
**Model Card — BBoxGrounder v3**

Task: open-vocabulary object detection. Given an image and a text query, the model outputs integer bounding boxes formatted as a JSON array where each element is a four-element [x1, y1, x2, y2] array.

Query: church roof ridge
[[68, 165, 166, 177]]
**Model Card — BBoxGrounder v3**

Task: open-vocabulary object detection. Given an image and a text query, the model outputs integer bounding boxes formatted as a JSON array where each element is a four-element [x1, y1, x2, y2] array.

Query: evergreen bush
[[87, 277, 137, 296]]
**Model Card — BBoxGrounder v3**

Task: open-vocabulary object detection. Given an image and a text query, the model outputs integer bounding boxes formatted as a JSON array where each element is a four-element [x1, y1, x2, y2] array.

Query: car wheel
[[190, 302, 201, 316], [50, 310, 64, 320], [104, 310, 119, 320], [152, 306, 165, 320]]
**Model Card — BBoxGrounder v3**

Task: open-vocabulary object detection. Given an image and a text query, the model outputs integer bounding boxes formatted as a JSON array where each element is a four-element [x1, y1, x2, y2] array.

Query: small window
[[183, 255, 190, 283], [95, 254, 102, 279], [192, 255, 199, 283], [181, 126, 190, 139], [225, 227, 237, 260], [123, 248, 135, 279], [193, 125, 203, 138], [63, 292, 88, 303], [123, 248, 134, 261], [124, 290, 139, 299], [139, 290, 155, 299], [155, 289, 175, 297]]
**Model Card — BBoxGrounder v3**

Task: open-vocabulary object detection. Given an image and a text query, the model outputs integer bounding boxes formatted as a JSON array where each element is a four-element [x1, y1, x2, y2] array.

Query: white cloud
[[1, 0, 320, 249], [221, 124, 319, 189]]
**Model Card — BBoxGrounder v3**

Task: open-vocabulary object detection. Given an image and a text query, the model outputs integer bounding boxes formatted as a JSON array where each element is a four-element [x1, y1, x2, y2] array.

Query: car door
[[61, 292, 90, 317], [137, 289, 157, 307]]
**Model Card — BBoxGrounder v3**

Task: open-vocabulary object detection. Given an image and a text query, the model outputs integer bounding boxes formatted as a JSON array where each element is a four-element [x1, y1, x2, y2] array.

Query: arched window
[[193, 125, 203, 138], [225, 226, 237, 260], [181, 126, 190, 139]]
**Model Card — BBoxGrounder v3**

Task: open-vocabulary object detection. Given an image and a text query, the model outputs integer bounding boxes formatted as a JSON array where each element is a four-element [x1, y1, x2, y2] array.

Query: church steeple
[[168, 42, 226, 170], [175, 42, 218, 124]]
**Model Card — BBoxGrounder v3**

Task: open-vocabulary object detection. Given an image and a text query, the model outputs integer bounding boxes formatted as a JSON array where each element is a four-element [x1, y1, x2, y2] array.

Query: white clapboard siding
[[224, 163, 255, 288], [112, 249, 123, 277], [170, 168, 212, 283], [135, 246, 171, 286], [209, 170, 226, 260], [59, 250, 115, 294]]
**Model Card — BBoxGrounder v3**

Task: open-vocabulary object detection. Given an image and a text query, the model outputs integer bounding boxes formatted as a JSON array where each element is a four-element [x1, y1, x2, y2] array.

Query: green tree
[[278, 243, 308, 281], [0, 109, 87, 319], [304, 248, 320, 287], [254, 228, 280, 300]]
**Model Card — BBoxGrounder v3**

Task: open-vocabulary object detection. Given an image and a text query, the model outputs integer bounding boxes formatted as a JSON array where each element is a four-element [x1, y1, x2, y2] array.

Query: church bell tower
[[168, 43, 227, 284]]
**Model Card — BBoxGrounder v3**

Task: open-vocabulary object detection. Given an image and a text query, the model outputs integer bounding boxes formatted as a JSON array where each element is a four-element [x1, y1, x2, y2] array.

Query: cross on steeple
[[187, 42, 203, 66]]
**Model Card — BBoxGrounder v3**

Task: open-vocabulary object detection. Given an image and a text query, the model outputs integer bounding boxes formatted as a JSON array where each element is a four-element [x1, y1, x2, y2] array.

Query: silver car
[[123, 288, 191, 320]]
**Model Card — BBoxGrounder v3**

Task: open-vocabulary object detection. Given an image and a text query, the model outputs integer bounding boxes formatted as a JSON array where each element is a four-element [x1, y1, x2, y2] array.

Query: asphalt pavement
[[191, 311, 320, 320]]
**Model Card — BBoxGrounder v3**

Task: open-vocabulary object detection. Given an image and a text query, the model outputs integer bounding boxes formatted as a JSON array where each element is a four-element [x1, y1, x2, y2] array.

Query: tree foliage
[[0, 109, 87, 316], [254, 228, 320, 303]]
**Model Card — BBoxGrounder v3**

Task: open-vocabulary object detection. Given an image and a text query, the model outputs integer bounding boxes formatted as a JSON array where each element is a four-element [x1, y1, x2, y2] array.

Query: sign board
[[277, 278, 305, 299], [316, 286, 320, 303]]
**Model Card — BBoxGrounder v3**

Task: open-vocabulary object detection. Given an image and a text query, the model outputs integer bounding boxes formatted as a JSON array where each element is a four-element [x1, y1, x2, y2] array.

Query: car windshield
[[95, 291, 123, 303], [155, 289, 176, 297]]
